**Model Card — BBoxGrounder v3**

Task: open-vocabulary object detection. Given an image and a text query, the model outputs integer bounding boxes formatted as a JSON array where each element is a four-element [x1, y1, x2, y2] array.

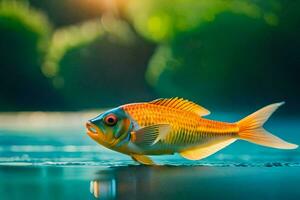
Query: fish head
[[86, 107, 132, 148]]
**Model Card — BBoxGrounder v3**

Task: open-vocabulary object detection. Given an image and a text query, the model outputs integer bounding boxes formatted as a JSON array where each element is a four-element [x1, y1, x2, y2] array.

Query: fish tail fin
[[237, 102, 298, 149]]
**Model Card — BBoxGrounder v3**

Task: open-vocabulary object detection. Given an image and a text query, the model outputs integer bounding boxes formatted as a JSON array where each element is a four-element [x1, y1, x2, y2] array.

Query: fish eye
[[104, 114, 118, 126]]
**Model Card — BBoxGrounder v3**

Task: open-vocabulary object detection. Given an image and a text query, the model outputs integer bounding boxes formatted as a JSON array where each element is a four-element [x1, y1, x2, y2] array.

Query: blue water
[[0, 113, 299, 199]]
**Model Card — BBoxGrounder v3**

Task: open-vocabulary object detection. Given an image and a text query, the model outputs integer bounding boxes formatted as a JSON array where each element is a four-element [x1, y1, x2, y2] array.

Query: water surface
[[0, 112, 299, 199]]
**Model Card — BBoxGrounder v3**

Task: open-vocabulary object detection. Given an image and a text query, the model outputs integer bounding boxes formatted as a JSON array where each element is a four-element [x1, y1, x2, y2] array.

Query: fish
[[86, 97, 298, 165]]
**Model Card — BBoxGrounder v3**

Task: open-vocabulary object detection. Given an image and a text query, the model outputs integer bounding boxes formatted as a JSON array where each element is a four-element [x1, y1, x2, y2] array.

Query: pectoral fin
[[180, 139, 236, 160], [130, 124, 171, 147], [131, 154, 155, 165]]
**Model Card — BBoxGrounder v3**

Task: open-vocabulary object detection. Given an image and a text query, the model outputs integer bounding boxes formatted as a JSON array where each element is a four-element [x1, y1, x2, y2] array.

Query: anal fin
[[180, 139, 236, 160], [131, 154, 155, 165]]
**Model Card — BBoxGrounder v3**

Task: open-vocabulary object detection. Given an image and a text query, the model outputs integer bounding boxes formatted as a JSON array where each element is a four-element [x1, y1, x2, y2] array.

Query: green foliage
[[0, 0, 60, 110], [145, 2, 300, 108], [42, 19, 105, 79], [0, 0, 51, 50], [126, 0, 300, 108], [42, 16, 136, 81], [127, 0, 279, 42], [147, 14, 273, 105], [0, 0, 299, 111], [41, 16, 145, 109]]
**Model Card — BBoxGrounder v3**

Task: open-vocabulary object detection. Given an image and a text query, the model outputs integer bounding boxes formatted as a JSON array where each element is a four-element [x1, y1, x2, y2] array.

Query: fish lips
[[86, 122, 117, 147], [86, 122, 102, 141]]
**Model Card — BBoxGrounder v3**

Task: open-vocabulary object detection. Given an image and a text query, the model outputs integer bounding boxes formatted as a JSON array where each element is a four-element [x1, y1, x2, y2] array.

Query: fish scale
[[123, 103, 237, 152]]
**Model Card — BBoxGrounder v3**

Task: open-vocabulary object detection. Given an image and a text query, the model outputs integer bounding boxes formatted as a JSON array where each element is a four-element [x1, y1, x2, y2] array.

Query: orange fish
[[86, 98, 298, 165]]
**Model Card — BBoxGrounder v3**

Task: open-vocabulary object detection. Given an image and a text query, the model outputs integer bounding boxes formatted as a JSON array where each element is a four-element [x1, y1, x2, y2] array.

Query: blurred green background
[[0, 0, 299, 113]]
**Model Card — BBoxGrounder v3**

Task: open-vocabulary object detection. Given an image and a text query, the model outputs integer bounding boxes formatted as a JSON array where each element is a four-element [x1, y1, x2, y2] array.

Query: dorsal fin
[[149, 97, 210, 116]]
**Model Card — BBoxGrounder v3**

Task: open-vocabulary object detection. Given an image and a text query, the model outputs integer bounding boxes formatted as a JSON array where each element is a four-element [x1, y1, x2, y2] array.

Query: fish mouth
[[86, 122, 101, 140], [86, 122, 117, 147]]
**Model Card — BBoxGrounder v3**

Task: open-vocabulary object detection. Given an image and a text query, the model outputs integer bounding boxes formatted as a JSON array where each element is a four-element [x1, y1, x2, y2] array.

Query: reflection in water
[[90, 166, 140, 199], [1, 165, 300, 200], [89, 166, 217, 199], [90, 178, 116, 198], [89, 165, 300, 200]]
